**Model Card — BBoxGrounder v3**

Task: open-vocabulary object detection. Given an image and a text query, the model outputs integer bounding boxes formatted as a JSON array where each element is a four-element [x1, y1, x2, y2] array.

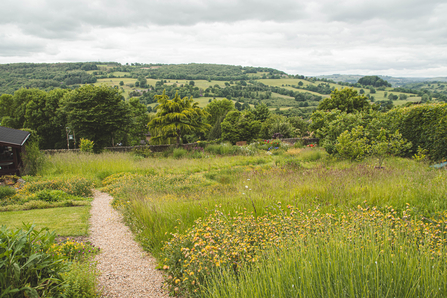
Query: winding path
[[89, 191, 168, 298]]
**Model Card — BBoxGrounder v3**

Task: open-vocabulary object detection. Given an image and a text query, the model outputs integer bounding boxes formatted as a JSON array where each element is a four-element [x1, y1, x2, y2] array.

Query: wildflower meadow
[[9, 141, 447, 297]]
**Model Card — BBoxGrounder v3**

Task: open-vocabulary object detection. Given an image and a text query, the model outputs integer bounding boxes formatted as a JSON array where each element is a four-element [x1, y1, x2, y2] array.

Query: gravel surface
[[89, 191, 168, 298]]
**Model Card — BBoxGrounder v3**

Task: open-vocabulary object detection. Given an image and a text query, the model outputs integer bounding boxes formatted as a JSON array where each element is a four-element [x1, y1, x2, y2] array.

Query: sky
[[1, 0, 446, 77]]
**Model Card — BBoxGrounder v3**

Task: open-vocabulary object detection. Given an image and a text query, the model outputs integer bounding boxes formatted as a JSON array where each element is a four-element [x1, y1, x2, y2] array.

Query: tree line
[[0, 86, 148, 152]]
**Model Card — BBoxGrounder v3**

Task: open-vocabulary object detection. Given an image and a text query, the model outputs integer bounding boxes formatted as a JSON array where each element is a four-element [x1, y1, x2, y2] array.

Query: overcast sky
[[1, 0, 446, 77]]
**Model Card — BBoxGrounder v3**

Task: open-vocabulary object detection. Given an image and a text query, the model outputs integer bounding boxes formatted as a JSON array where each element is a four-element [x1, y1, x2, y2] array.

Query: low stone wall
[[42, 149, 80, 154], [42, 138, 320, 154], [278, 138, 319, 145]]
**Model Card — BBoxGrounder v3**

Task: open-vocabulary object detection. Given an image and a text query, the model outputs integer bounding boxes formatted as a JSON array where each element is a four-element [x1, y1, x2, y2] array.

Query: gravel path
[[89, 191, 168, 298]]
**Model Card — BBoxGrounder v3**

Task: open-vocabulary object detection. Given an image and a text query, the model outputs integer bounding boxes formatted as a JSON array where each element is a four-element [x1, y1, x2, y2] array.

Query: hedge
[[386, 103, 447, 161]]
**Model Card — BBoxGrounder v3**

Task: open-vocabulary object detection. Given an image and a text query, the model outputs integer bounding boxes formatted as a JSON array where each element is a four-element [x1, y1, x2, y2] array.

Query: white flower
[[245, 185, 248, 188]]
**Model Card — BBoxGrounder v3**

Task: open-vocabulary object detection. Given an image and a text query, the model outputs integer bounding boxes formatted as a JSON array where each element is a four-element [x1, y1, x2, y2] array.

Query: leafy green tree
[[0, 89, 45, 129], [62, 85, 131, 152], [358, 76, 391, 87], [317, 88, 370, 113], [369, 129, 411, 167], [119, 81, 124, 86], [204, 98, 235, 127], [139, 77, 147, 88], [253, 103, 271, 122], [147, 90, 210, 146], [126, 98, 150, 145], [24, 89, 69, 149], [242, 102, 251, 110], [288, 116, 309, 138], [235, 102, 242, 111], [204, 98, 235, 140], [336, 126, 371, 161], [221, 110, 261, 144]]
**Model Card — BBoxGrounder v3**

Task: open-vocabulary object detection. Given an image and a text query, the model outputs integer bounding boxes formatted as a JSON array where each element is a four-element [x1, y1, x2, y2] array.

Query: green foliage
[[79, 138, 94, 153], [132, 146, 153, 158], [207, 115, 225, 141], [385, 103, 447, 161], [413, 146, 429, 162], [18, 177, 93, 198], [20, 129, 45, 176], [62, 261, 100, 298], [221, 110, 261, 144], [32, 189, 79, 203], [311, 110, 385, 155], [63, 85, 131, 152], [267, 117, 293, 139], [0, 225, 69, 298], [369, 129, 412, 167], [335, 126, 370, 161], [252, 103, 271, 122], [317, 88, 371, 113], [126, 98, 150, 145], [0, 186, 16, 200], [0, 62, 98, 94], [288, 116, 309, 138], [173, 148, 188, 159], [358, 75, 392, 87], [205, 143, 239, 156], [148, 90, 211, 146], [204, 99, 235, 141], [204, 209, 447, 298]]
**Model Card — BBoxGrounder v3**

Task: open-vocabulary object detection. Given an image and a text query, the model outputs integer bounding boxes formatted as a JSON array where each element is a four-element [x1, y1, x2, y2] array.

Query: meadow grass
[[0, 206, 91, 236], [80, 149, 447, 259], [33, 149, 447, 297], [204, 225, 447, 298]]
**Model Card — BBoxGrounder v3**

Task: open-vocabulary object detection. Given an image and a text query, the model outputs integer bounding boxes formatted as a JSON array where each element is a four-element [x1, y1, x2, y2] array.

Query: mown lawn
[[0, 206, 91, 236]]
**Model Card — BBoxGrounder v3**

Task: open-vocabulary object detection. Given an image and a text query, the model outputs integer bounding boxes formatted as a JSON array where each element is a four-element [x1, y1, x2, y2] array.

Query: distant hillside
[[1, 62, 445, 120], [318, 74, 447, 87]]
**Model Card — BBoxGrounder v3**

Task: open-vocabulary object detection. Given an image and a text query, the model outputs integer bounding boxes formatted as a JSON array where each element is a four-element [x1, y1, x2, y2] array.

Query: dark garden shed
[[0, 126, 31, 176]]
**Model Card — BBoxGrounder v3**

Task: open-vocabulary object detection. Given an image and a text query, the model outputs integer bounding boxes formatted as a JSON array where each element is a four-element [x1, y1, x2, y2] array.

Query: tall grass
[[34, 150, 447, 297], [99, 155, 447, 260], [205, 230, 447, 298], [39, 151, 272, 181]]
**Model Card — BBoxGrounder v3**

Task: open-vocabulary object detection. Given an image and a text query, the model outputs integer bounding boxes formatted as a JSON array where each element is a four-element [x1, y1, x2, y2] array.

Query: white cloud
[[1, 0, 446, 77]]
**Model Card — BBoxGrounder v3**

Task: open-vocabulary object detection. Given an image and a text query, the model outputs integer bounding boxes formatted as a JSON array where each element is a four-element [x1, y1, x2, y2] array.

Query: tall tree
[[317, 88, 370, 113], [147, 90, 210, 146], [25, 88, 69, 149], [62, 85, 130, 152]]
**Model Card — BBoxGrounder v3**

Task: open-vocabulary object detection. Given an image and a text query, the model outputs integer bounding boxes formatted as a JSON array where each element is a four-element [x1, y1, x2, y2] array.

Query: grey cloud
[[2, 0, 306, 39]]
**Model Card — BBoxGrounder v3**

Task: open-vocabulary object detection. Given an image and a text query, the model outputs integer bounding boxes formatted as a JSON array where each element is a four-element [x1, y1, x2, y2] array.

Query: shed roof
[[0, 126, 31, 147]]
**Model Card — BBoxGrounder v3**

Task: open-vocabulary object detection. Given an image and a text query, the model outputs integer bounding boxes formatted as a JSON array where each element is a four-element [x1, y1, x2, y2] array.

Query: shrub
[[386, 103, 447, 161], [79, 138, 94, 153], [173, 148, 188, 159], [62, 261, 100, 298], [205, 143, 237, 156], [20, 129, 45, 176], [335, 126, 370, 161], [18, 177, 93, 198], [0, 186, 16, 200], [0, 225, 69, 298], [132, 146, 153, 158]]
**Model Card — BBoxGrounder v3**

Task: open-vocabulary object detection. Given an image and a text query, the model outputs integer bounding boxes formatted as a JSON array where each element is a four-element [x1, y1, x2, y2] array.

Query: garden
[[1, 99, 447, 297], [2, 135, 445, 297]]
